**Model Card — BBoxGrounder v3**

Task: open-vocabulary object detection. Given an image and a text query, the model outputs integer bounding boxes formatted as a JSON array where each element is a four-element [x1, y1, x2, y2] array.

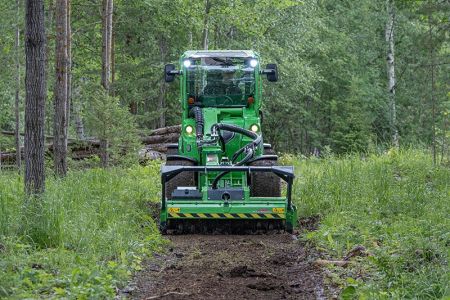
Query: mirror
[[164, 64, 176, 82], [266, 64, 278, 82]]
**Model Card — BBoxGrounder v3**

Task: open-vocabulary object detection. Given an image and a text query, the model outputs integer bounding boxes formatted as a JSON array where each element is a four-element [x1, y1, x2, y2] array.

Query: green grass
[[283, 149, 449, 299], [1, 150, 448, 299], [0, 161, 165, 299]]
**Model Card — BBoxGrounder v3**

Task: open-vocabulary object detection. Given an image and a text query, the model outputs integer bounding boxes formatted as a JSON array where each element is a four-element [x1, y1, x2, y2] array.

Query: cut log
[[149, 125, 181, 136], [141, 132, 179, 144]]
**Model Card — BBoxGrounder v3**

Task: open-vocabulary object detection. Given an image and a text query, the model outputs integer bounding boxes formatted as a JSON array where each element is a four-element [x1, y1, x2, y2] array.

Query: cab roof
[[183, 50, 257, 59]]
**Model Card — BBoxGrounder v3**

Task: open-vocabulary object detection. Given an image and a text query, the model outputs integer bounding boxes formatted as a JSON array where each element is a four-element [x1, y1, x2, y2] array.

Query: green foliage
[[83, 84, 141, 166], [2, 0, 448, 156], [284, 149, 450, 298], [0, 162, 165, 298]]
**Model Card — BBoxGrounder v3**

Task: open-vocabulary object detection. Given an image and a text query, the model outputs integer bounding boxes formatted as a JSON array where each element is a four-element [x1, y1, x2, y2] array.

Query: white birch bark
[[386, 0, 399, 148]]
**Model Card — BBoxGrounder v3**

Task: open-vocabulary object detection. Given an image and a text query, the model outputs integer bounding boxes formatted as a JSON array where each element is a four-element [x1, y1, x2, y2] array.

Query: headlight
[[183, 59, 191, 68], [206, 154, 218, 164], [185, 125, 194, 134], [250, 59, 258, 68], [250, 124, 259, 132]]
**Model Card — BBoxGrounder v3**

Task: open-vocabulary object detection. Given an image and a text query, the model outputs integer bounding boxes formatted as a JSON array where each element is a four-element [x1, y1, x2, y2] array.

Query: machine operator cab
[[164, 50, 278, 108]]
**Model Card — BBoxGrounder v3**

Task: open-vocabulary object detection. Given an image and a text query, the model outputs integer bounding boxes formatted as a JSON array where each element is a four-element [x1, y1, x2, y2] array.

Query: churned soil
[[129, 232, 332, 300]]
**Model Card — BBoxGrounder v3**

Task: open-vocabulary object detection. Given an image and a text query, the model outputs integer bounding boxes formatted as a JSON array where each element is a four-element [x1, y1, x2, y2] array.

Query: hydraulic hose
[[189, 107, 204, 140], [210, 123, 262, 189], [211, 148, 253, 189], [211, 123, 262, 163]]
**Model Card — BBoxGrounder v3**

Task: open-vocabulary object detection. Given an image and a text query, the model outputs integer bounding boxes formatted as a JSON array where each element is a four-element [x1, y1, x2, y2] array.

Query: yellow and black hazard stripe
[[168, 212, 286, 219]]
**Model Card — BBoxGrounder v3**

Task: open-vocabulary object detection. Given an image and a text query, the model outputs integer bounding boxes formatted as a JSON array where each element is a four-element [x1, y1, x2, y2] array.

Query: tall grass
[[1, 150, 448, 298], [0, 161, 164, 298], [284, 149, 449, 298]]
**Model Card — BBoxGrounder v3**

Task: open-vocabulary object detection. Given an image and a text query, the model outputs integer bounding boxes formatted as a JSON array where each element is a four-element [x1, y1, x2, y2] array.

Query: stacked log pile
[[140, 125, 180, 152], [138, 125, 180, 162], [0, 125, 181, 165]]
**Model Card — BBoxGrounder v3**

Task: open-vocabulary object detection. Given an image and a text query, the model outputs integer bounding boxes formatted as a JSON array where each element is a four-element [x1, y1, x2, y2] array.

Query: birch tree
[[100, 0, 113, 167], [201, 0, 211, 50], [386, 0, 399, 148]]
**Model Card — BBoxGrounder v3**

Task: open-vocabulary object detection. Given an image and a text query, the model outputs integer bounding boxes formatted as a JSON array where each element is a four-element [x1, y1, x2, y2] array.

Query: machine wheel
[[249, 159, 281, 197], [165, 159, 196, 200], [263, 145, 276, 155], [166, 144, 179, 155]]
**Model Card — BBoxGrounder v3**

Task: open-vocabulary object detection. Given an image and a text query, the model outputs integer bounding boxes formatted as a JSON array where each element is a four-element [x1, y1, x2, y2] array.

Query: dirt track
[[130, 233, 331, 300]]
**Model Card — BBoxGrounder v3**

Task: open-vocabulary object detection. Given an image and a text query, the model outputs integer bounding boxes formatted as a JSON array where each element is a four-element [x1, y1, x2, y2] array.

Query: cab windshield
[[186, 57, 256, 107]]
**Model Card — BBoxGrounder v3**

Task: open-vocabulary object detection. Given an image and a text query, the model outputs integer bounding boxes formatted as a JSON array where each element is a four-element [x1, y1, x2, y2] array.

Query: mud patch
[[130, 234, 332, 299]]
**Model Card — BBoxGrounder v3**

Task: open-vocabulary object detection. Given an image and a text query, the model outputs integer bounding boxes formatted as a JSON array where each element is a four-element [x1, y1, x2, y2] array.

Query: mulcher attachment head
[[160, 165, 297, 235]]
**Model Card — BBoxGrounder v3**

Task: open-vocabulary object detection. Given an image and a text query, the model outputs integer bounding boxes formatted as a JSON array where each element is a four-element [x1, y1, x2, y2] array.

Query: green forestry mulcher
[[160, 50, 297, 234]]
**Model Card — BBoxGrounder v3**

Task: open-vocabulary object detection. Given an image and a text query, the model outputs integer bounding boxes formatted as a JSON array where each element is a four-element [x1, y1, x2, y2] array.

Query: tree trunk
[[100, 0, 113, 167], [53, 0, 68, 177], [158, 36, 167, 128], [129, 101, 137, 115], [158, 80, 166, 128], [111, 15, 115, 97], [201, 0, 211, 50], [66, 0, 72, 138], [101, 0, 109, 91], [428, 10, 436, 165], [24, 0, 47, 195], [15, 0, 22, 172], [74, 103, 85, 140], [101, 0, 113, 92], [71, 84, 85, 140], [188, 30, 193, 48], [44, 0, 54, 136], [385, 0, 399, 148]]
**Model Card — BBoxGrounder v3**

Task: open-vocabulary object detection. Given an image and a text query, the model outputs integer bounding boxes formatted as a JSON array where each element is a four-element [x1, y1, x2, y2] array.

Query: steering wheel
[[221, 95, 234, 105]]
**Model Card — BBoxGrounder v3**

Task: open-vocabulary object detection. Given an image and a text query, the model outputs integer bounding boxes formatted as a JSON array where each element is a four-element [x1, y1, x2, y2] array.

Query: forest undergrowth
[[284, 149, 449, 299], [0, 149, 448, 298], [0, 161, 165, 298]]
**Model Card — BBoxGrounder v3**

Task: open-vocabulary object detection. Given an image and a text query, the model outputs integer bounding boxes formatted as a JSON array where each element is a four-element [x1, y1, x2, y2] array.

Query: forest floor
[[130, 231, 335, 300]]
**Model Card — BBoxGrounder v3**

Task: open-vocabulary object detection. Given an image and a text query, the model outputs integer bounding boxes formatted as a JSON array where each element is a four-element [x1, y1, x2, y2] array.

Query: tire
[[249, 159, 281, 197], [264, 146, 276, 155], [165, 159, 195, 200], [166, 144, 178, 155]]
